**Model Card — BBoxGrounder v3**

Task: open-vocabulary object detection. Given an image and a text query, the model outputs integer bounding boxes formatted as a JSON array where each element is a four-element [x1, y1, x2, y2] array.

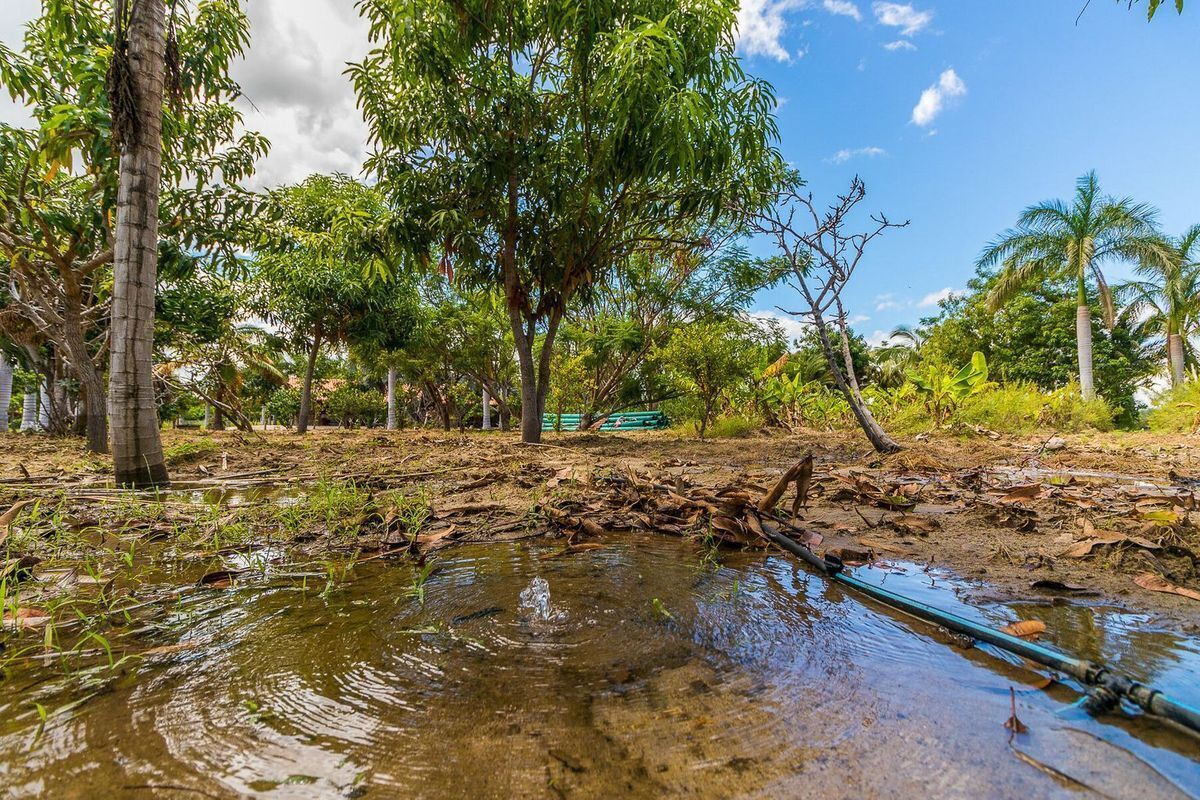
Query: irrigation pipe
[[759, 517, 1200, 737]]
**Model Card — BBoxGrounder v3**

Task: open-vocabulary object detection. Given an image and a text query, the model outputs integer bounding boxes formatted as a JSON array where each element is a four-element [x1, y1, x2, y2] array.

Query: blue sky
[[3, 0, 1198, 347], [741, 0, 1200, 344]]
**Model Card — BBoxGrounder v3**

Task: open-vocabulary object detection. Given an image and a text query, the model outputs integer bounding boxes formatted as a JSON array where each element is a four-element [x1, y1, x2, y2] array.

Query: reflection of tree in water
[[1007, 603, 1182, 683]]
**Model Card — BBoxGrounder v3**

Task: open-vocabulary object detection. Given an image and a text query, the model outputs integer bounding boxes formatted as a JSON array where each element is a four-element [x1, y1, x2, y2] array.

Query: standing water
[[0, 535, 1197, 798]]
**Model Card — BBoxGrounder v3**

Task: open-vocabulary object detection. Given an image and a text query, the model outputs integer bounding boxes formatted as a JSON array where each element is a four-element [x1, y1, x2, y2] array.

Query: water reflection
[[0, 536, 1196, 798]]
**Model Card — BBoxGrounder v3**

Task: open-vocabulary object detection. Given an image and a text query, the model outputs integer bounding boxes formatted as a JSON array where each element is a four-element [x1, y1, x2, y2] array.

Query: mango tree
[[350, 0, 784, 442]]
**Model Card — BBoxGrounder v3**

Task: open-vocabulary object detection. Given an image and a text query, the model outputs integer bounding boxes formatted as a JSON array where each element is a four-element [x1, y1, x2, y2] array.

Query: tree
[[745, 176, 907, 453], [552, 242, 779, 427], [0, 348, 12, 430], [661, 318, 760, 437], [253, 175, 417, 434], [979, 172, 1171, 400], [1117, 226, 1200, 386], [0, 0, 266, 464], [108, 0, 170, 486], [351, 0, 784, 443]]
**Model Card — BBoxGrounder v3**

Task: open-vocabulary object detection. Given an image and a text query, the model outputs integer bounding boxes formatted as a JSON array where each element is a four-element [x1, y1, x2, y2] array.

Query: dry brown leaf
[[999, 620, 1046, 640], [1000, 484, 1042, 503], [0, 499, 36, 541], [1133, 572, 1200, 602]]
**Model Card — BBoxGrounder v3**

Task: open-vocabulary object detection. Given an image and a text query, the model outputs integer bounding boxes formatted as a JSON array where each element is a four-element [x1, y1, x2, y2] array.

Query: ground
[[2, 425, 1200, 636]]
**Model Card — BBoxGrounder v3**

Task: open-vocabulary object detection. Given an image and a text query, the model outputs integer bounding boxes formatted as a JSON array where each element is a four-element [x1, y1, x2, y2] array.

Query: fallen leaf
[[999, 620, 1046, 640], [1133, 572, 1200, 602], [1000, 484, 1042, 504], [1004, 687, 1028, 740]]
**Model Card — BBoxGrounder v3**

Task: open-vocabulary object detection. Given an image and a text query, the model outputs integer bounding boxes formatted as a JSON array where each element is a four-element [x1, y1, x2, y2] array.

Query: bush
[[1147, 382, 1200, 433], [325, 386, 387, 428], [265, 387, 302, 427], [956, 383, 1114, 434]]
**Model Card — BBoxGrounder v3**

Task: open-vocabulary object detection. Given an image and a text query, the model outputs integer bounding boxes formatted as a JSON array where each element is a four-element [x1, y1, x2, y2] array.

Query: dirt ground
[[3, 425, 1200, 632]]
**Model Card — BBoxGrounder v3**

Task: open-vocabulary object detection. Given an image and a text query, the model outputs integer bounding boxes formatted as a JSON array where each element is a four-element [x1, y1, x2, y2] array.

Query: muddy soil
[[2, 426, 1199, 632]]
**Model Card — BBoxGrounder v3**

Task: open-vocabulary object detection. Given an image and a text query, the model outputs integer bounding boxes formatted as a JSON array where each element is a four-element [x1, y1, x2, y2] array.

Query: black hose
[[761, 524, 1200, 737]]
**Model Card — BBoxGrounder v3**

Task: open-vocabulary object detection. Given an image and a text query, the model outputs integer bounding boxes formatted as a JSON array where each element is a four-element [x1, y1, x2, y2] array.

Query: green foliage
[[760, 375, 852, 431], [352, 0, 787, 433], [325, 387, 387, 429], [908, 352, 991, 426], [1146, 381, 1200, 432], [921, 269, 1153, 425], [265, 387, 302, 427], [955, 384, 1115, 434], [705, 414, 761, 438], [660, 318, 765, 437]]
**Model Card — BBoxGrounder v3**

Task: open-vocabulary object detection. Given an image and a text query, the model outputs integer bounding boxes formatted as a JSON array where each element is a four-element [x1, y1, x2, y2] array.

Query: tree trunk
[[1168, 332, 1186, 387], [260, 405, 268, 429], [481, 387, 491, 429], [212, 404, 226, 431], [20, 389, 39, 432], [386, 366, 398, 430], [813, 310, 901, 453], [38, 383, 50, 429], [1076, 305, 1096, 400], [109, 0, 168, 487], [0, 354, 11, 431], [297, 332, 322, 434]]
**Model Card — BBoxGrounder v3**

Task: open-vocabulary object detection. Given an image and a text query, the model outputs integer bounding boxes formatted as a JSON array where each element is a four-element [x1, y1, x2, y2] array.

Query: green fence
[[542, 411, 668, 432]]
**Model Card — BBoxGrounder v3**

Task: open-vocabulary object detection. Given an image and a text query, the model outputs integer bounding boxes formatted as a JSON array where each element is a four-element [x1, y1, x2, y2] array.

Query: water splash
[[518, 576, 564, 622]]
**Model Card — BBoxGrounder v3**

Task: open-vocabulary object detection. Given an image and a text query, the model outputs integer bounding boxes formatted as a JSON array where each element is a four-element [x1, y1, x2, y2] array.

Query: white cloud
[[866, 330, 892, 346], [823, 0, 863, 21], [874, 293, 901, 311], [919, 287, 964, 307], [873, 2, 932, 35], [911, 68, 967, 127], [828, 145, 887, 164], [736, 0, 807, 62], [1, 0, 371, 190], [883, 39, 917, 51], [750, 310, 810, 345]]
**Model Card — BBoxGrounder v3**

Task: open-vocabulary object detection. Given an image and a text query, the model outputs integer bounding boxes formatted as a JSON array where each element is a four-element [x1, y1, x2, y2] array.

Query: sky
[[2, 0, 1199, 346]]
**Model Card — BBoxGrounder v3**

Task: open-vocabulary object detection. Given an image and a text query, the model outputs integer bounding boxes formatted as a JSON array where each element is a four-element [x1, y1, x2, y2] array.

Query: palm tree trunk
[[0, 354, 12, 431], [1168, 332, 1186, 386], [1076, 305, 1096, 400], [109, 0, 168, 487], [482, 387, 491, 430], [386, 366, 398, 430], [297, 331, 322, 434]]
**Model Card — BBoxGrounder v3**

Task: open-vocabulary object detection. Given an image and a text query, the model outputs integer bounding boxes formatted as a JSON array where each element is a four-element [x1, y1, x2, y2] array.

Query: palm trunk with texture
[[109, 0, 168, 486]]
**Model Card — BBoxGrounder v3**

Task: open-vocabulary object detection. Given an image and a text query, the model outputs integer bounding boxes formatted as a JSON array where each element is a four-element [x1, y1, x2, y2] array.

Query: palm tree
[[108, 0, 169, 486], [979, 172, 1172, 399], [1118, 225, 1200, 386]]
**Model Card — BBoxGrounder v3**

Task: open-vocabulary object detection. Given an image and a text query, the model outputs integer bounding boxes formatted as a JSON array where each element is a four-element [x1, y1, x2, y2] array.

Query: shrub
[[325, 387, 387, 428], [265, 387, 302, 427], [1147, 382, 1200, 433]]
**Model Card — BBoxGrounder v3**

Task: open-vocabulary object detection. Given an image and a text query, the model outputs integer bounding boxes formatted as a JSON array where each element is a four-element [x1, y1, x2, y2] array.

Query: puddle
[[1, 535, 1197, 798]]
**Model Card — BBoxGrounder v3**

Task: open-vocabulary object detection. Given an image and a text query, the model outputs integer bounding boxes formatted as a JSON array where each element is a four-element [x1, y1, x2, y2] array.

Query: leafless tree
[[748, 177, 909, 453]]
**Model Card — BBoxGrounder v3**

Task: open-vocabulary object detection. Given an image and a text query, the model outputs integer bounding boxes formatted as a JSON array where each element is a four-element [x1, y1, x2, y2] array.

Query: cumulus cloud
[[873, 2, 932, 35], [883, 39, 917, 51], [911, 68, 967, 127], [866, 330, 892, 346], [231, 0, 373, 188], [736, 0, 808, 62], [823, 0, 863, 21], [2, 0, 372, 189], [919, 287, 964, 307], [828, 146, 886, 164]]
